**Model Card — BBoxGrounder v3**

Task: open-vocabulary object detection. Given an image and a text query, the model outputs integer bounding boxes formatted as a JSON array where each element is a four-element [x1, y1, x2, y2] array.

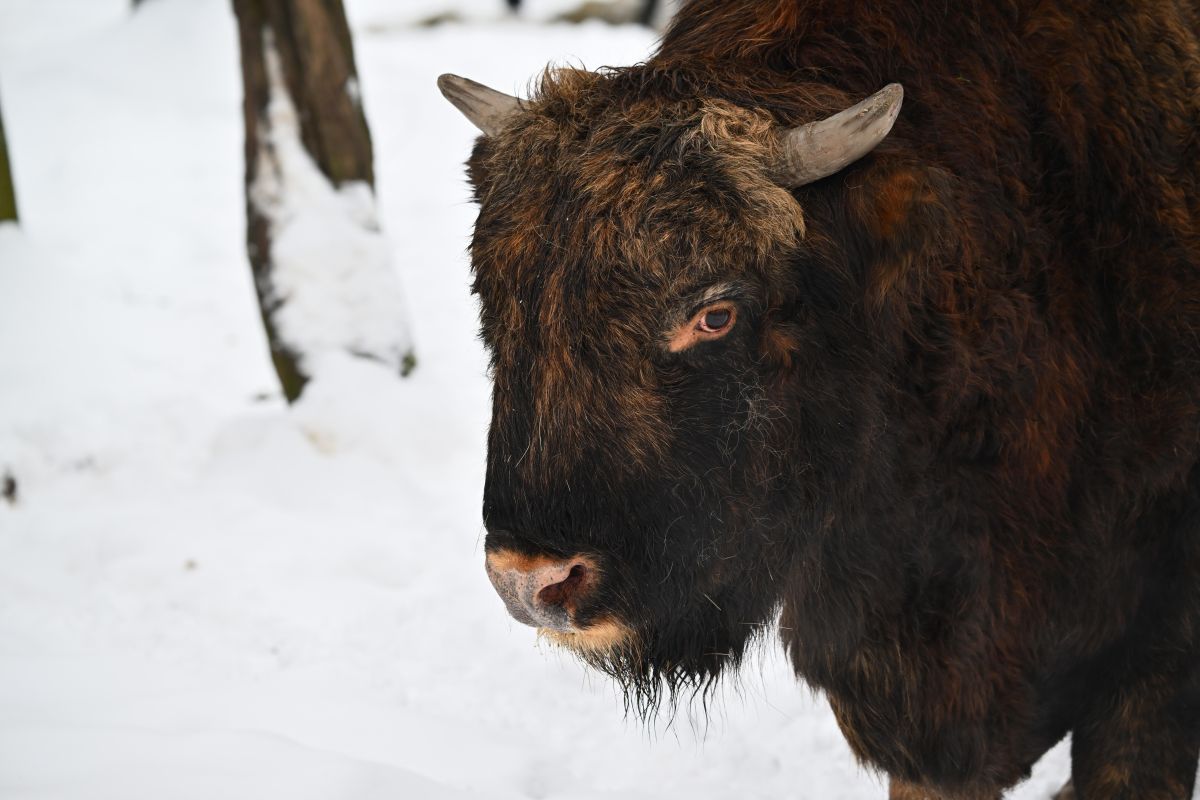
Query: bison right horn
[[437, 74, 522, 137], [772, 83, 904, 187]]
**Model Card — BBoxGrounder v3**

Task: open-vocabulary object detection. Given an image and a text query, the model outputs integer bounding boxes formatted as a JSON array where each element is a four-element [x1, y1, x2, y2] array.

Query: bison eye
[[668, 302, 738, 352], [700, 308, 732, 332]]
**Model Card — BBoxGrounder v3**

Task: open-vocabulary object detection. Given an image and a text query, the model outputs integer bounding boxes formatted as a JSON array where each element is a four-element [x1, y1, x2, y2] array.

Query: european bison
[[439, 0, 1200, 797]]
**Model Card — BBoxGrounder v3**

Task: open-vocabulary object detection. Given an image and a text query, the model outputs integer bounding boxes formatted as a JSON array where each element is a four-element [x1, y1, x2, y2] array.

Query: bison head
[[439, 67, 904, 712]]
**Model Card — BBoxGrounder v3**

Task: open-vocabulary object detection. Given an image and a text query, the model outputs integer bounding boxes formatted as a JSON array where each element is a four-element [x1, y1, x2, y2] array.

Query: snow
[[0, 1, 1078, 798]]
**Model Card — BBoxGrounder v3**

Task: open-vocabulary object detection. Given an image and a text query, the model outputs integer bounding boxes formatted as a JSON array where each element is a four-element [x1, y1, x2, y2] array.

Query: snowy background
[[0, 1, 1075, 797]]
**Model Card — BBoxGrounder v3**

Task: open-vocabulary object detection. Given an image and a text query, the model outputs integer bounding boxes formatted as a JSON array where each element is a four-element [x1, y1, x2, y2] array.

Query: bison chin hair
[[569, 596, 781, 722]]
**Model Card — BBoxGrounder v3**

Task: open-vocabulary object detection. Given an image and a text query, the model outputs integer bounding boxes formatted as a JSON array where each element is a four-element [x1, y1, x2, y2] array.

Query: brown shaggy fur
[[457, 1, 1200, 797]]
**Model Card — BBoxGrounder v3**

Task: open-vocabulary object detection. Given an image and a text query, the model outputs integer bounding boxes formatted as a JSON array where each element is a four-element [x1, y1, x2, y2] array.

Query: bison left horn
[[437, 74, 521, 137], [773, 83, 904, 187]]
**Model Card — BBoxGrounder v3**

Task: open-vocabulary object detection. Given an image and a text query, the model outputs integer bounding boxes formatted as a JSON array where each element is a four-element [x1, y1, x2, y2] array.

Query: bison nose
[[484, 550, 593, 632]]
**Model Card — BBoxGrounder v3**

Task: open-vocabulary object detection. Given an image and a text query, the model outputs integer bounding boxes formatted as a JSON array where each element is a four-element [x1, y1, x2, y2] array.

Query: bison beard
[[442, 0, 1200, 797]]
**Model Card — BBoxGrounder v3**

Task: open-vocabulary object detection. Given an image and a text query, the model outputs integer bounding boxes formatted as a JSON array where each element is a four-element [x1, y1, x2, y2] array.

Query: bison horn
[[773, 84, 904, 187], [437, 73, 522, 137]]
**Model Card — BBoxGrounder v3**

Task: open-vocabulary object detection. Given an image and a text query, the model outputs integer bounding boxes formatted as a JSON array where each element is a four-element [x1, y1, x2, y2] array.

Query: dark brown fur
[[461, 1, 1200, 797]]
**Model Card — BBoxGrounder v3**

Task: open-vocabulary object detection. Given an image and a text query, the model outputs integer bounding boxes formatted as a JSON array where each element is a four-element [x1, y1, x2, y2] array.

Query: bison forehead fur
[[450, 0, 1200, 797], [471, 70, 807, 481]]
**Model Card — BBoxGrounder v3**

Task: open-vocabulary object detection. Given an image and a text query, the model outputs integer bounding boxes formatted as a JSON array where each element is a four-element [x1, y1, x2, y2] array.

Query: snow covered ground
[[0, 1, 1077, 797]]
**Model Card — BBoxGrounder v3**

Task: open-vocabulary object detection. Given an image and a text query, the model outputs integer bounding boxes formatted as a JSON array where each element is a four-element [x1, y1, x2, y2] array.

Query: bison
[[438, 0, 1200, 797]]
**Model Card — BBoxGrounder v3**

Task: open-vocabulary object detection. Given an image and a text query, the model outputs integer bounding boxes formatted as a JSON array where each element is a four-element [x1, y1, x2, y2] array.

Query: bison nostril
[[536, 562, 589, 609], [484, 551, 599, 632]]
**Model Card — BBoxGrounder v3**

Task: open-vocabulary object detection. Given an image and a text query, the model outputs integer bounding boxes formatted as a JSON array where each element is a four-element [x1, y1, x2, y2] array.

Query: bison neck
[[645, 0, 1200, 795]]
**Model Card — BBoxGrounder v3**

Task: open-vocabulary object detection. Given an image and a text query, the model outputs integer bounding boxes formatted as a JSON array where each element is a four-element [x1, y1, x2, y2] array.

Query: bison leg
[[889, 779, 937, 800], [888, 778, 1000, 800], [1051, 779, 1075, 800], [1066, 672, 1200, 799]]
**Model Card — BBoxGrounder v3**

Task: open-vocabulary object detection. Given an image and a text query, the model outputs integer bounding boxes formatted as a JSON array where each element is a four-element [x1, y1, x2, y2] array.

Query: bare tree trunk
[[232, 0, 412, 402], [0, 94, 17, 224], [234, 0, 373, 188], [636, 0, 660, 27]]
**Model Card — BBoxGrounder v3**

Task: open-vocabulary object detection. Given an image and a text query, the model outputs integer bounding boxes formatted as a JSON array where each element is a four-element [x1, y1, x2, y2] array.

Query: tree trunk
[[232, 0, 413, 402], [636, 0, 660, 27], [0, 94, 17, 224]]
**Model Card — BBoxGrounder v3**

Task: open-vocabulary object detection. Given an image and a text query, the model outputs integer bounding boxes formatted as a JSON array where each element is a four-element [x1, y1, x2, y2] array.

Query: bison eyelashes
[[668, 303, 738, 352]]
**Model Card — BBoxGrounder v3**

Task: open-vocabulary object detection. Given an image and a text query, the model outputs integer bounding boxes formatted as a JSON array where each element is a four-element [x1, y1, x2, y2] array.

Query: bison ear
[[437, 73, 522, 137], [772, 84, 904, 188]]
